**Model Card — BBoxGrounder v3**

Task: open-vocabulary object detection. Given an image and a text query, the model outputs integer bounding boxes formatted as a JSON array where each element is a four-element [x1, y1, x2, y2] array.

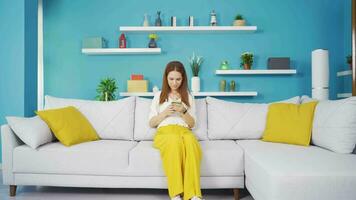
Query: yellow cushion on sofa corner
[[262, 102, 318, 146], [36, 106, 99, 146]]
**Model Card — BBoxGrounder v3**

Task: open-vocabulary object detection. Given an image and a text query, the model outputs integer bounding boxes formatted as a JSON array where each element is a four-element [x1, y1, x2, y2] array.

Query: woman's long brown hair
[[159, 61, 190, 107]]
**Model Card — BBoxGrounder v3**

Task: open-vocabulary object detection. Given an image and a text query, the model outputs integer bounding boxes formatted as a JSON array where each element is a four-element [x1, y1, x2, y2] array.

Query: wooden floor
[[0, 172, 254, 200]]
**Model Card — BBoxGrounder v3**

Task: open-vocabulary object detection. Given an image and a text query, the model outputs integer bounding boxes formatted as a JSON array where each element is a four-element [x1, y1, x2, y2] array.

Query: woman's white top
[[149, 91, 196, 129]]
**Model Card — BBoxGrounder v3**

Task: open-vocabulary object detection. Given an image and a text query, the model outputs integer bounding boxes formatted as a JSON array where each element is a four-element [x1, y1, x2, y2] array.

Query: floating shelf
[[337, 70, 352, 77], [215, 69, 297, 75], [120, 92, 155, 97], [119, 26, 257, 32], [337, 93, 352, 98], [81, 48, 161, 55], [120, 91, 257, 97]]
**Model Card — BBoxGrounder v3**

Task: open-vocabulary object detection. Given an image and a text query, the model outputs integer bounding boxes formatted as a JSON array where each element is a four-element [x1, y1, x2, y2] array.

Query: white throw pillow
[[312, 97, 356, 153], [300, 95, 318, 104], [45, 95, 135, 140], [6, 116, 54, 149], [134, 97, 208, 141], [207, 96, 300, 140]]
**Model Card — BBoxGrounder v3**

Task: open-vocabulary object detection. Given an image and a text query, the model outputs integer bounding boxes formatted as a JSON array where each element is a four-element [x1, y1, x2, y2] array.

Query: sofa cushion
[[37, 106, 100, 146], [312, 97, 356, 153], [262, 102, 318, 146], [127, 140, 244, 176], [134, 97, 208, 141], [207, 96, 300, 140], [6, 116, 54, 149], [13, 140, 138, 175], [237, 140, 356, 200], [45, 95, 135, 140]]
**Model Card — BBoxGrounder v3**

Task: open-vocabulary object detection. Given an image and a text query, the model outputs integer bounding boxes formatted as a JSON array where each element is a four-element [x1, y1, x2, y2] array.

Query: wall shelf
[[120, 91, 258, 97], [215, 69, 297, 75], [81, 48, 161, 55], [337, 93, 352, 98], [119, 26, 257, 32], [337, 70, 352, 77]]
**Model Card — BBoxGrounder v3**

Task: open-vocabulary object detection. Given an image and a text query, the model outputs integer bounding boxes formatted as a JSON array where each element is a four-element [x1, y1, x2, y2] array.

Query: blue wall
[[0, 0, 37, 163], [44, 0, 347, 103]]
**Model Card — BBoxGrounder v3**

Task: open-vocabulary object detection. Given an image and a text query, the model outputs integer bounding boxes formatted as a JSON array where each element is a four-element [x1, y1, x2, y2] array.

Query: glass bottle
[[155, 11, 162, 26]]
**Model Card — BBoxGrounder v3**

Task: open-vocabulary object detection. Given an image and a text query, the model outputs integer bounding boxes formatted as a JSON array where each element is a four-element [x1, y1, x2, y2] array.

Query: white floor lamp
[[312, 49, 329, 100]]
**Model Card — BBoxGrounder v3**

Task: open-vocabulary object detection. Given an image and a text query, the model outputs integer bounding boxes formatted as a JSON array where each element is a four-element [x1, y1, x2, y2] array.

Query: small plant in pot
[[189, 52, 204, 92], [347, 55, 352, 70], [148, 33, 158, 48], [240, 52, 254, 70], [96, 78, 118, 101], [233, 14, 245, 26]]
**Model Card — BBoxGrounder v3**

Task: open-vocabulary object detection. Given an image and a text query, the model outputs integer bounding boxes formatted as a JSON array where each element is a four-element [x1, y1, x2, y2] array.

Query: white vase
[[191, 76, 200, 92]]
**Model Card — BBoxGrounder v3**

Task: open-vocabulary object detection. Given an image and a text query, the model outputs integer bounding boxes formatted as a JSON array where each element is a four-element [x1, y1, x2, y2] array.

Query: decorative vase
[[155, 11, 162, 26], [233, 19, 245, 26], [219, 80, 226, 92], [243, 63, 251, 70], [229, 80, 236, 91], [143, 14, 149, 27], [148, 39, 157, 48], [191, 76, 200, 92]]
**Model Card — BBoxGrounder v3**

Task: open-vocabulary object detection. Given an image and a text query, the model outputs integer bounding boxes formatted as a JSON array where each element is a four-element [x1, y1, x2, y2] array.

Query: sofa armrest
[[1, 124, 23, 185]]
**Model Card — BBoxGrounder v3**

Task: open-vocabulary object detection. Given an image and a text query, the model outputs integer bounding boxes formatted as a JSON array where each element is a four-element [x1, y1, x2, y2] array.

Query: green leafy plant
[[235, 14, 244, 20], [347, 55, 352, 64], [189, 52, 204, 77], [148, 33, 158, 40], [96, 78, 118, 101], [240, 52, 254, 67]]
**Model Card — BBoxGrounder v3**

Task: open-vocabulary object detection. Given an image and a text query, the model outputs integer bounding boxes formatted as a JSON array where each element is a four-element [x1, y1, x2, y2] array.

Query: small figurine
[[155, 11, 162, 26], [210, 10, 217, 26], [220, 61, 229, 70], [143, 14, 149, 27]]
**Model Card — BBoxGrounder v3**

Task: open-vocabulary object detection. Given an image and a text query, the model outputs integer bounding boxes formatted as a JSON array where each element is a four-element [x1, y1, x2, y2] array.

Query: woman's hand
[[172, 104, 186, 114], [161, 105, 175, 118]]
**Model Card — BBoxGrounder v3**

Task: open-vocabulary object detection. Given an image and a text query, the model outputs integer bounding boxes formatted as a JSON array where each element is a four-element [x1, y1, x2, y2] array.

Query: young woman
[[149, 61, 203, 200]]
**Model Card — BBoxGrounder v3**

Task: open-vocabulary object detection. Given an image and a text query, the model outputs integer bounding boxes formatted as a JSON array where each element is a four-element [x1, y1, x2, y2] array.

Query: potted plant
[[148, 33, 158, 48], [347, 55, 352, 70], [96, 78, 118, 101], [240, 52, 254, 70], [189, 52, 204, 92], [233, 14, 245, 26]]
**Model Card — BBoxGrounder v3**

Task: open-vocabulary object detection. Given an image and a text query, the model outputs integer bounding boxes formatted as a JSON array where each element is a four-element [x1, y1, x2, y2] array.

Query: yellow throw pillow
[[262, 102, 318, 146], [36, 106, 99, 146]]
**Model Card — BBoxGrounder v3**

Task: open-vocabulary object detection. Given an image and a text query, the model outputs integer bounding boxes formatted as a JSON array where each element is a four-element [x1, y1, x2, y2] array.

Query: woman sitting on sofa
[[149, 61, 203, 200]]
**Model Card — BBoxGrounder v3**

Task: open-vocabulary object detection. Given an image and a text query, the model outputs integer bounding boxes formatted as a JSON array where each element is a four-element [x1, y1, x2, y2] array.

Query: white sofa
[[2, 95, 356, 200]]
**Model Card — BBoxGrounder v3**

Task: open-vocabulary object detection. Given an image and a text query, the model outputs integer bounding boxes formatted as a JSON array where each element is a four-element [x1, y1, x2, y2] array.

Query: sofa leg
[[233, 188, 240, 200], [10, 185, 17, 196]]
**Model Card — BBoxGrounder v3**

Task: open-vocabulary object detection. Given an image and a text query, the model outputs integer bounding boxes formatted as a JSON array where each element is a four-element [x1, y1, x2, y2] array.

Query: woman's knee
[[183, 133, 197, 141]]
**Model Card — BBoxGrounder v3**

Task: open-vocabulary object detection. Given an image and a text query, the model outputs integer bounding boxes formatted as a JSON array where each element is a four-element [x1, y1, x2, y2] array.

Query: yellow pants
[[153, 125, 202, 200]]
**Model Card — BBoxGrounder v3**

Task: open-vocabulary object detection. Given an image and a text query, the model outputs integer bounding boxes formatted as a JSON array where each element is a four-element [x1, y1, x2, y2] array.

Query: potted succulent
[[148, 33, 158, 48], [189, 52, 204, 92], [347, 55, 352, 69], [233, 14, 245, 26], [96, 78, 118, 101], [240, 52, 254, 70]]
